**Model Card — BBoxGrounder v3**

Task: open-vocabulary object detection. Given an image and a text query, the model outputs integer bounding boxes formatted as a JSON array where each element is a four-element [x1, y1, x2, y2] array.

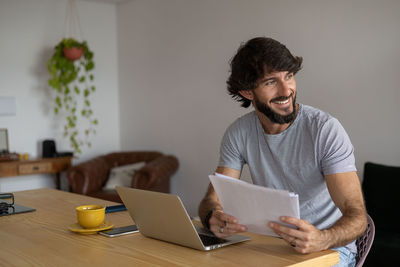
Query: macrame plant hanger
[[64, 0, 84, 42]]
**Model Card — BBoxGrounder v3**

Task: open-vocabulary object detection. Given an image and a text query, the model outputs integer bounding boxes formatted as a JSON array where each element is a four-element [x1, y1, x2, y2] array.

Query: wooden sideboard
[[0, 157, 72, 189]]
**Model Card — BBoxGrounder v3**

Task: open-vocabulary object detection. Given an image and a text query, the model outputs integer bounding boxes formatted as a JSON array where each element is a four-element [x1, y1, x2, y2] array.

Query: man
[[198, 37, 366, 267]]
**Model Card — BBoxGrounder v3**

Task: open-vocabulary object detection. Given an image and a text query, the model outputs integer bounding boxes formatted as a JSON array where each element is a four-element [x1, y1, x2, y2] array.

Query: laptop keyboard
[[199, 234, 228, 246]]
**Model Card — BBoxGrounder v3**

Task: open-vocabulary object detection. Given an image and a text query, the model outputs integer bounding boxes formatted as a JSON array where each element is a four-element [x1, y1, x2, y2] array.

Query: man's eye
[[286, 74, 294, 80], [265, 80, 276, 86]]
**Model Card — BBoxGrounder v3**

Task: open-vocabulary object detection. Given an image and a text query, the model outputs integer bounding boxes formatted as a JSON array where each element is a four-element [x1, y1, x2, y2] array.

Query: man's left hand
[[268, 216, 330, 254]]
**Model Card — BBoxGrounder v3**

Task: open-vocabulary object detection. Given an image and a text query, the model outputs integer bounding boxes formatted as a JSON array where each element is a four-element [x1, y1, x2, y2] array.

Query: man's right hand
[[209, 209, 248, 238]]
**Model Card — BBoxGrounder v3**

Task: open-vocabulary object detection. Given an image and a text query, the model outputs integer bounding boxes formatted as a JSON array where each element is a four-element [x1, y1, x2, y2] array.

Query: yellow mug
[[76, 205, 105, 229]]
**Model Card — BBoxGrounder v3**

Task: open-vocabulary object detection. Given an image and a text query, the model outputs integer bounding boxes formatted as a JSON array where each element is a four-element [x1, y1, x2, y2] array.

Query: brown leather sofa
[[67, 151, 179, 203]]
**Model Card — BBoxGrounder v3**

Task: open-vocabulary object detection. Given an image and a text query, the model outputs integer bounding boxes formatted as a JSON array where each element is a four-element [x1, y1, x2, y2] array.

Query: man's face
[[252, 71, 297, 124]]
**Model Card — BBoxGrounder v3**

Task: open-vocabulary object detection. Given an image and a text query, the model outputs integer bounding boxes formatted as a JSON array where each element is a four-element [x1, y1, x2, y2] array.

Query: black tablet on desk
[[0, 203, 35, 217], [0, 193, 35, 217]]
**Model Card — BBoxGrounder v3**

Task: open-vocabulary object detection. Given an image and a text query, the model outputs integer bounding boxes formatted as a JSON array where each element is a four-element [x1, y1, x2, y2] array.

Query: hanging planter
[[62, 38, 85, 61], [46, 38, 98, 154], [45, 0, 98, 155], [63, 46, 83, 61]]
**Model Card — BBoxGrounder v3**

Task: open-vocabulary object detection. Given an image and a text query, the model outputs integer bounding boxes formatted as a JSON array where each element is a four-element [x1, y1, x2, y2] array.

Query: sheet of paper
[[209, 173, 300, 237]]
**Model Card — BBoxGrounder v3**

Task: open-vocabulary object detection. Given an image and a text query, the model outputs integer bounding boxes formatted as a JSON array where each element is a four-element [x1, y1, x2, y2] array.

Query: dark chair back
[[363, 162, 399, 233], [361, 162, 399, 266]]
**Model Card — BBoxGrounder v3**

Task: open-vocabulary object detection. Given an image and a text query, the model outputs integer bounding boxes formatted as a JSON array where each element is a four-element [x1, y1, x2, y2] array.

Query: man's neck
[[256, 104, 299, 135]]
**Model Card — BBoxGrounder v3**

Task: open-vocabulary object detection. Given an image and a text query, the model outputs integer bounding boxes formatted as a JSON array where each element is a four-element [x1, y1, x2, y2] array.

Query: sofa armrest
[[67, 156, 110, 195], [132, 155, 179, 191], [105, 151, 163, 167]]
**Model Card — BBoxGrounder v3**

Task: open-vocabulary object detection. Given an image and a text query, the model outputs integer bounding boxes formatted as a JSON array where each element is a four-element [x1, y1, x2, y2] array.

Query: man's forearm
[[198, 184, 222, 226], [323, 172, 368, 249], [322, 208, 367, 249]]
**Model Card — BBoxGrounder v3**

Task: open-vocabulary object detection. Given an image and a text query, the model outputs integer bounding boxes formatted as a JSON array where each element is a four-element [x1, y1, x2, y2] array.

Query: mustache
[[271, 93, 294, 103]]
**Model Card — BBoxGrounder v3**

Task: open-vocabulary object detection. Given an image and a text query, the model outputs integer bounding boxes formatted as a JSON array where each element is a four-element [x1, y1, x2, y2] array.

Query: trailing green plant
[[47, 38, 98, 154]]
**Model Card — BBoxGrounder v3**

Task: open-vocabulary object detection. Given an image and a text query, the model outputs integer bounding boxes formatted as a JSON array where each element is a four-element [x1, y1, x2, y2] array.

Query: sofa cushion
[[104, 162, 146, 190], [88, 190, 123, 203]]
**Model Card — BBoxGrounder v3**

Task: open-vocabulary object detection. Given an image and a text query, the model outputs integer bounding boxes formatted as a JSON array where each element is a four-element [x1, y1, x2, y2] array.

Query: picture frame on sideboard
[[0, 129, 9, 154]]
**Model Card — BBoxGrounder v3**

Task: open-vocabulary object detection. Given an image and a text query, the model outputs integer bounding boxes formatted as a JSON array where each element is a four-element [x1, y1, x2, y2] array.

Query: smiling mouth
[[274, 99, 290, 105], [271, 93, 293, 105]]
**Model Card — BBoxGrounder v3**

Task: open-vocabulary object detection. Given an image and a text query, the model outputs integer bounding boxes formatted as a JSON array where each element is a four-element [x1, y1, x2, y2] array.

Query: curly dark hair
[[227, 37, 303, 108]]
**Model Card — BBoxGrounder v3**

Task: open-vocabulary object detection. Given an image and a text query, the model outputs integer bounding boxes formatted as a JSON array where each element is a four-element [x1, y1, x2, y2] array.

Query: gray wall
[[117, 0, 400, 216]]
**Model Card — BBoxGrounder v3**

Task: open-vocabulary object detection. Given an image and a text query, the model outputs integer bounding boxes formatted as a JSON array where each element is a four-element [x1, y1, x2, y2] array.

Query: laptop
[[116, 186, 250, 251]]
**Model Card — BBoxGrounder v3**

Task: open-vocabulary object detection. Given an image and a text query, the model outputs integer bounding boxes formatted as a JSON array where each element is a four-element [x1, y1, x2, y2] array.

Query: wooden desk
[[0, 157, 72, 189], [0, 188, 339, 266]]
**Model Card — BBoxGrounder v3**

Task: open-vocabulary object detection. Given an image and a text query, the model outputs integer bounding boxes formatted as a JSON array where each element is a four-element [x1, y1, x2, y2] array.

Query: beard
[[254, 93, 297, 124]]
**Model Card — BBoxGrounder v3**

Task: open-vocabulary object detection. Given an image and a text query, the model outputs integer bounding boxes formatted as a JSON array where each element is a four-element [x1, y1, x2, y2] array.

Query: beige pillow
[[104, 161, 146, 190]]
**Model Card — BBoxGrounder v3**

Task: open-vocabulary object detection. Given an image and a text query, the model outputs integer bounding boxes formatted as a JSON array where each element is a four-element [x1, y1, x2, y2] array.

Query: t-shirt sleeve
[[218, 122, 246, 171], [319, 118, 357, 175]]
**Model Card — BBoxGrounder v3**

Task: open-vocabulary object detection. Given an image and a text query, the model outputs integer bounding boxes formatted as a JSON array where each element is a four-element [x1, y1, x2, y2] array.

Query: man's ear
[[238, 90, 254, 101]]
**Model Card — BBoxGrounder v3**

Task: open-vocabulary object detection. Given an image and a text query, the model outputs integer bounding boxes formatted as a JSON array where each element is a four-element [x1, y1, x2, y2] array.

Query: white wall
[[117, 0, 400, 216], [0, 0, 120, 192]]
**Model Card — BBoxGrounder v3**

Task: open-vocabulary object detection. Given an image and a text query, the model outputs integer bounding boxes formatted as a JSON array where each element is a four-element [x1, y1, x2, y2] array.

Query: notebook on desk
[[116, 186, 250, 251]]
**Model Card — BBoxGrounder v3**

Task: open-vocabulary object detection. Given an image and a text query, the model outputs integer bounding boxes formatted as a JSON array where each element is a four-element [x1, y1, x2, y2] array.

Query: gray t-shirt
[[219, 104, 356, 251]]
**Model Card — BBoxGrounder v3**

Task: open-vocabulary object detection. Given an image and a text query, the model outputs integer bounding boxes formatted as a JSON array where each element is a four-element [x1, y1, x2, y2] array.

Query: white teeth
[[275, 99, 289, 105]]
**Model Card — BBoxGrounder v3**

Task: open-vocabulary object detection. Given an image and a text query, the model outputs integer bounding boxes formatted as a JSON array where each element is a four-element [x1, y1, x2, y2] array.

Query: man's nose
[[277, 80, 292, 96]]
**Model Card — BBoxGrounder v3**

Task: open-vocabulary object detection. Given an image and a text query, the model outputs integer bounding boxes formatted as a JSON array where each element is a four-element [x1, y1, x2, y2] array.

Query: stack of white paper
[[209, 173, 300, 237]]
